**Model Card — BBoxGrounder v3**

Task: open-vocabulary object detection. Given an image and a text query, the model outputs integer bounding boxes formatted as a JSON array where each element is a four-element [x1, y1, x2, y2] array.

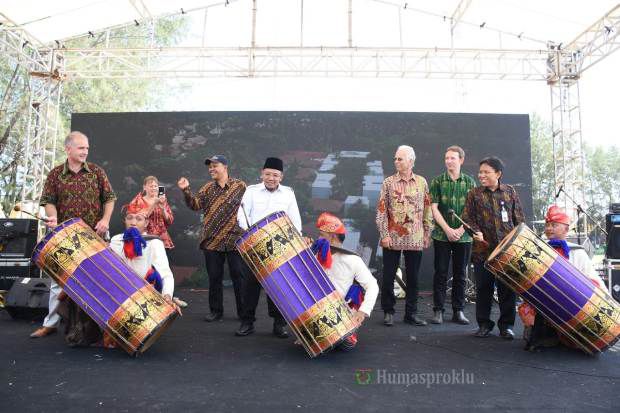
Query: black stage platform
[[2, 288, 619, 412]]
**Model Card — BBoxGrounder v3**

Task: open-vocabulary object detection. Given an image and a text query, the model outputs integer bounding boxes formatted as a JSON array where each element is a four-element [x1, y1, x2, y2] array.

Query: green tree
[[0, 16, 189, 212]]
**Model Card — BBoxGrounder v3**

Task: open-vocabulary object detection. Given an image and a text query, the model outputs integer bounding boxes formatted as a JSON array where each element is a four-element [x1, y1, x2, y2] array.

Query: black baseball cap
[[205, 155, 228, 166]]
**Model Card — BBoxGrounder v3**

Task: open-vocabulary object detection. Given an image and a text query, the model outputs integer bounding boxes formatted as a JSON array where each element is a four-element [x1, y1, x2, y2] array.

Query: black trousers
[[240, 271, 286, 326], [203, 249, 246, 317], [473, 262, 516, 330], [432, 240, 472, 312], [381, 249, 423, 316]]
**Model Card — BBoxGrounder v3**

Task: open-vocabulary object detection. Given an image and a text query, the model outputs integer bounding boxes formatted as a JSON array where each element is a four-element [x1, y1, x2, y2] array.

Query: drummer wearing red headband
[[109, 202, 179, 312], [519, 205, 603, 351], [312, 213, 379, 351]]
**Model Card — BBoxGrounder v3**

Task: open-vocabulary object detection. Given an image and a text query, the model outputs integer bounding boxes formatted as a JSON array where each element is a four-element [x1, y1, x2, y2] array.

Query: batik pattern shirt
[[376, 173, 433, 251], [429, 171, 476, 243]]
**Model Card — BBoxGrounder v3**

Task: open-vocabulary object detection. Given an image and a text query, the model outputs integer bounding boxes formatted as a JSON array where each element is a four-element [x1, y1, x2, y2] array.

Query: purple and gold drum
[[236, 211, 358, 357], [486, 223, 620, 353], [32, 218, 178, 356]]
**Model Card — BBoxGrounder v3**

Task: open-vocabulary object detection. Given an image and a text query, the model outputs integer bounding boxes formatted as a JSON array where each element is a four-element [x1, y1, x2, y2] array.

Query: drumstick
[[13, 204, 49, 222], [239, 203, 251, 228], [448, 209, 489, 247]]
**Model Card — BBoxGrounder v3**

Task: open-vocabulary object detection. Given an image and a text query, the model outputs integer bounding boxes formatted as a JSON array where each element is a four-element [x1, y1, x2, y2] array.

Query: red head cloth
[[316, 212, 346, 234], [122, 199, 150, 217], [545, 205, 570, 225]]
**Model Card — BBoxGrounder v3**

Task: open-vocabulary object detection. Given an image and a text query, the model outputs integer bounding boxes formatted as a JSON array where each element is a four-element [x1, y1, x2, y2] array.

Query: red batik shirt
[[375, 173, 433, 251], [40, 162, 117, 229]]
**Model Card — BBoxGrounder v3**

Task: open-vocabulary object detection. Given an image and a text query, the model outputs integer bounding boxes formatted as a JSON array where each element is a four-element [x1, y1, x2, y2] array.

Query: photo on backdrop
[[72, 111, 533, 287]]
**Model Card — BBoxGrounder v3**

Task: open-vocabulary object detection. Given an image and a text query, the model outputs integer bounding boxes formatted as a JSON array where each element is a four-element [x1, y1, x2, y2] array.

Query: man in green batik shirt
[[429, 145, 476, 325]]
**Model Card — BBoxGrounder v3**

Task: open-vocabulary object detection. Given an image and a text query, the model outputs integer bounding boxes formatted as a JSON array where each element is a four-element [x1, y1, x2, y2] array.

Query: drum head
[[486, 223, 528, 263]]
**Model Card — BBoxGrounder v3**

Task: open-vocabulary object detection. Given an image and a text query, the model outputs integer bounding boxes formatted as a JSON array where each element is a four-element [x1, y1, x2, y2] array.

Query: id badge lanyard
[[500, 200, 509, 223]]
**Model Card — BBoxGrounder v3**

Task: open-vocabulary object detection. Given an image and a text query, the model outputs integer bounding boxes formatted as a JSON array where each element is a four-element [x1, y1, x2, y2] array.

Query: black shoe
[[235, 322, 255, 336], [273, 323, 289, 339], [474, 326, 492, 338], [404, 314, 428, 326], [430, 310, 443, 324], [452, 310, 470, 325], [204, 313, 223, 322], [383, 313, 394, 327], [500, 328, 515, 340]]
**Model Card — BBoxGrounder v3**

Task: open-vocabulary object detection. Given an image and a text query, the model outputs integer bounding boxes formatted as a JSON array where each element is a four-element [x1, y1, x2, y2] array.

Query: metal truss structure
[[1, 3, 619, 225]]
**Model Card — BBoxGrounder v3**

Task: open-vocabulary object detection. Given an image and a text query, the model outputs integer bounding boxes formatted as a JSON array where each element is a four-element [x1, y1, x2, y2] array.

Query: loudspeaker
[[0, 258, 40, 290], [610, 268, 620, 303], [605, 213, 620, 259], [0, 219, 38, 259], [4, 277, 50, 320]]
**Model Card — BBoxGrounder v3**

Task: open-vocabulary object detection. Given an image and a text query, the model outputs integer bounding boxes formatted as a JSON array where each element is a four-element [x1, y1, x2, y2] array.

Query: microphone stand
[[557, 187, 607, 245]]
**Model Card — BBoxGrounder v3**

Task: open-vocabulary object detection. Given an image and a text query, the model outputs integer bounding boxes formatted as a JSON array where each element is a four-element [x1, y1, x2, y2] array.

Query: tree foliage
[[0, 16, 189, 213]]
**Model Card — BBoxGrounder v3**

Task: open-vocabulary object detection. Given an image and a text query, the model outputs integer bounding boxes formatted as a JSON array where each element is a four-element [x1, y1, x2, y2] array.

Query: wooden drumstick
[[448, 209, 489, 248], [239, 203, 251, 228], [12, 204, 49, 222]]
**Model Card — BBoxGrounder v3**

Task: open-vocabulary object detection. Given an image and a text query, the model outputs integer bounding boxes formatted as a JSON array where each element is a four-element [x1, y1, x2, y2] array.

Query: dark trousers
[[473, 263, 516, 330], [432, 240, 472, 312], [240, 271, 286, 326], [203, 249, 246, 317], [381, 249, 423, 316]]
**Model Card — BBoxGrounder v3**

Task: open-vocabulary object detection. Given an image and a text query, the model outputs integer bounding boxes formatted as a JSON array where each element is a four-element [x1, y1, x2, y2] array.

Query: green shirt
[[429, 171, 476, 243]]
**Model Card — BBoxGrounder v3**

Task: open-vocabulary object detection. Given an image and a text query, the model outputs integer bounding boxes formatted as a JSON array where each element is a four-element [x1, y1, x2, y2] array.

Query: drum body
[[32, 218, 177, 356], [486, 223, 620, 353], [236, 211, 357, 357]]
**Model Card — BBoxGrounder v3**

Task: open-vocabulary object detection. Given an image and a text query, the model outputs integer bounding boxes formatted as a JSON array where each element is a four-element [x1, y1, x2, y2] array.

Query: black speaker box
[[605, 213, 620, 259], [0, 219, 38, 259], [0, 258, 40, 290], [4, 277, 50, 320]]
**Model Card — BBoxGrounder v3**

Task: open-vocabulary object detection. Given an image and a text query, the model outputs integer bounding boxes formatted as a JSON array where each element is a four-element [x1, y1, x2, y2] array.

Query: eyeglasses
[[394, 157, 405, 161]]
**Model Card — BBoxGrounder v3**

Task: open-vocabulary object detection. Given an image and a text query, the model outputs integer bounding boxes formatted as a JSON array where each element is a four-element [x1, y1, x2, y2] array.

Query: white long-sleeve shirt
[[109, 234, 175, 297], [324, 252, 379, 317], [568, 243, 604, 287], [237, 182, 302, 232]]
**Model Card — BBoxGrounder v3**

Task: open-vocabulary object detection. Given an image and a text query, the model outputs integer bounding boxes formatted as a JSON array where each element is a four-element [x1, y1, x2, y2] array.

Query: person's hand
[[94, 219, 109, 236], [380, 237, 392, 249], [303, 236, 313, 247], [423, 235, 431, 249], [45, 216, 58, 229], [445, 227, 461, 242], [351, 310, 368, 326], [177, 177, 189, 190], [164, 294, 182, 316], [473, 231, 484, 242], [157, 194, 167, 206]]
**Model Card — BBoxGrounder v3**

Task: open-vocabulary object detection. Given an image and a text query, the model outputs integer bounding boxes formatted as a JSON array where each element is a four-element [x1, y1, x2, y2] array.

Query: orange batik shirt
[[376, 173, 433, 251]]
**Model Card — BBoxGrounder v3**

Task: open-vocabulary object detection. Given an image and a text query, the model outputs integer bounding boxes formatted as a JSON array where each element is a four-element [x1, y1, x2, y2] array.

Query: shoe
[[452, 310, 470, 325], [29, 327, 57, 338], [430, 310, 443, 324], [404, 314, 428, 326], [383, 313, 394, 327], [235, 322, 255, 336], [204, 312, 223, 322], [474, 326, 492, 338], [273, 323, 289, 339], [500, 328, 515, 340]]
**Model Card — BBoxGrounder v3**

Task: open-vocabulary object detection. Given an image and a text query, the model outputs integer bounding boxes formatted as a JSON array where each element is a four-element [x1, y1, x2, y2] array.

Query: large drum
[[32, 218, 178, 356], [485, 223, 620, 354], [236, 211, 358, 357]]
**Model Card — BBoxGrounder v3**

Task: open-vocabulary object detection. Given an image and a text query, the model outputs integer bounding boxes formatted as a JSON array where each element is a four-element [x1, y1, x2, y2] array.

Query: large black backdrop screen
[[73, 111, 532, 287]]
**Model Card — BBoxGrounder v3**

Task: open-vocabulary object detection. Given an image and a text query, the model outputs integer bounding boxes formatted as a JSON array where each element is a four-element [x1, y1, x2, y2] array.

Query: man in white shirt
[[109, 203, 177, 306], [235, 157, 301, 338], [313, 212, 379, 351]]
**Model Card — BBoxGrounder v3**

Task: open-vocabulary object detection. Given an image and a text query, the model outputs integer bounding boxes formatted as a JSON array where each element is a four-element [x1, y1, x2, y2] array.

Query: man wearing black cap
[[235, 157, 302, 338], [177, 155, 247, 322]]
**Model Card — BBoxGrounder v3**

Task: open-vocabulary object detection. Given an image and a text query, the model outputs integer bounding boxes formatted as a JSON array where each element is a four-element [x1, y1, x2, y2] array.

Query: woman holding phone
[[130, 175, 175, 249]]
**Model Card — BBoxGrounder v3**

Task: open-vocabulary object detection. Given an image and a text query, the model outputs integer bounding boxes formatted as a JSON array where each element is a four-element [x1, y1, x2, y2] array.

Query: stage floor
[[1, 288, 619, 412]]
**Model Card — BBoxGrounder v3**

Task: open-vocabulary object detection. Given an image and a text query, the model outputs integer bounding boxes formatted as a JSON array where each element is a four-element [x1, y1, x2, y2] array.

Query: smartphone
[[158, 186, 165, 196]]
